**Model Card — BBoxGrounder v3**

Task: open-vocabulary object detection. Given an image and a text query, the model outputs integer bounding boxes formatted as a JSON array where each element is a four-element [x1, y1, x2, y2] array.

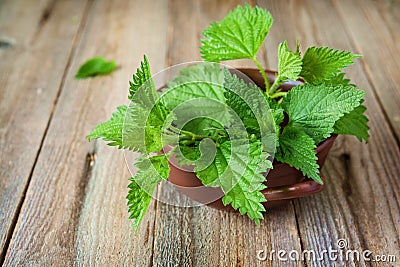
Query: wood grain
[[1, 0, 400, 266], [332, 0, 400, 141], [0, 0, 89, 261], [260, 0, 400, 266], [2, 0, 169, 265]]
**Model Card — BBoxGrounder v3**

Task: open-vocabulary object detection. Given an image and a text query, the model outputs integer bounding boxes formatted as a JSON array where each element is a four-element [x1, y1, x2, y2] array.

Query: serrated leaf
[[135, 154, 170, 182], [275, 126, 321, 183], [300, 46, 360, 84], [145, 102, 174, 153], [75, 57, 116, 79], [223, 69, 276, 152], [87, 105, 127, 148], [129, 55, 152, 100], [195, 139, 271, 223], [200, 4, 273, 62], [127, 154, 170, 229], [324, 73, 369, 142], [126, 180, 153, 230], [222, 182, 266, 225], [334, 104, 369, 142], [172, 98, 231, 131], [265, 97, 284, 147], [224, 72, 262, 134], [325, 72, 354, 87], [265, 98, 284, 127], [88, 56, 172, 153], [123, 91, 173, 154], [282, 83, 365, 143], [174, 143, 201, 166], [161, 63, 232, 129], [162, 63, 226, 108], [277, 41, 302, 81], [181, 118, 224, 137], [123, 58, 174, 154]]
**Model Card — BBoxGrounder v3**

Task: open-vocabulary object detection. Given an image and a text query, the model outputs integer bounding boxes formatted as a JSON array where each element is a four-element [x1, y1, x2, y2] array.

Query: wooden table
[[1, 0, 399, 266]]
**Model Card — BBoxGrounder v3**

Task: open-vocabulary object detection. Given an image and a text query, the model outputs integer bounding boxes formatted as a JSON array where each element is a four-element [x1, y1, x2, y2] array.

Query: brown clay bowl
[[167, 68, 336, 210]]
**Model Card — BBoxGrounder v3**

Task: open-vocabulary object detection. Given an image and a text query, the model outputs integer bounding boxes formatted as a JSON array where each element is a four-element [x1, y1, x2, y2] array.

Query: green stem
[[269, 91, 287, 99], [251, 56, 270, 95], [169, 125, 215, 142], [181, 130, 211, 141], [269, 76, 282, 95]]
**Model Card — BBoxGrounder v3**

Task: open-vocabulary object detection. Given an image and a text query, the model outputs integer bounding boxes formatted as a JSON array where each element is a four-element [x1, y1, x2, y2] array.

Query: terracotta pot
[[167, 68, 336, 210]]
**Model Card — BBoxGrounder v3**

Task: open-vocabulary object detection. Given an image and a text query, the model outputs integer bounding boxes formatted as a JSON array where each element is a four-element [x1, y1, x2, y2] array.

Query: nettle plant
[[88, 5, 369, 228]]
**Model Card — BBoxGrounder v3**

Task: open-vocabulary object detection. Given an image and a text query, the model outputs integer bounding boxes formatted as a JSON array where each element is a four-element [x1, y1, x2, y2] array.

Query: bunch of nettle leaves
[[88, 5, 369, 228]]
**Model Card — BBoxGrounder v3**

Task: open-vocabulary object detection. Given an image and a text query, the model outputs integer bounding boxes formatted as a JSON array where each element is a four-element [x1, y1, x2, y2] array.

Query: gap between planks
[[330, 0, 400, 147], [0, 0, 94, 264]]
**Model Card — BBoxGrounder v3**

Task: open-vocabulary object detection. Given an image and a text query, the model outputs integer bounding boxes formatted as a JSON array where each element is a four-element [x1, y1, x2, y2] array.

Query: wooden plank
[[331, 0, 400, 141], [260, 0, 400, 265], [0, 0, 51, 57], [0, 0, 89, 261], [4, 1, 399, 266], [151, 1, 302, 266], [2, 0, 169, 266]]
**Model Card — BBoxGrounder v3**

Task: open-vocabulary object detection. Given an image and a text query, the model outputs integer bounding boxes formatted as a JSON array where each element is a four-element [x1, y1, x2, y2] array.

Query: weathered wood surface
[[0, 0, 90, 261], [261, 1, 400, 266], [1, 0, 399, 266]]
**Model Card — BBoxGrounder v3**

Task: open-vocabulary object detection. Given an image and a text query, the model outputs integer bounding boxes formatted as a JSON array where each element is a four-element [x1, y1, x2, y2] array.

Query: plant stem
[[169, 125, 215, 141], [251, 56, 270, 95], [269, 76, 282, 95], [269, 91, 287, 99]]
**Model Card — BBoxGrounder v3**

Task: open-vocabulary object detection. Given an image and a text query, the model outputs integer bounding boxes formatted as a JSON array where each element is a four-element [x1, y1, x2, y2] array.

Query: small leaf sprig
[[75, 57, 117, 79]]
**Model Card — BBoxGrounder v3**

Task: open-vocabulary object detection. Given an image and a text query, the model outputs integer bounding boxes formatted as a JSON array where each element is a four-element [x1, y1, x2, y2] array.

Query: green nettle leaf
[[200, 4, 273, 62], [300, 46, 360, 84], [265, 98, 284, 147], [277, 41, 302, 81], [181, 118, 224, 137], [162, 63, 232, 131], [126, 180, 153, 230], [325, 73, 369, 142], [175, 143, 202, 166], [162, 63, 226, 108], [223, 69, 275, 150], [135, 154, 171, 183], [195, 140, 271, 224], [123, 58, 173, 154], [275, 126, 321, 183], [265, 98, 284, 127], [282, 83, 365, 144], [334, 104, 369, 142], [325, 72, 354, 87], [123, 92, 172, 154], [75, 57, 117, 79], [224, 71, 263, 134], [86, 55, 170, 152], [145, 102, 174, 153], [222, 179, 267, 225], [87, 105, 127, 148], [127, 154, 170, 229], [129, 55, 152, 100]]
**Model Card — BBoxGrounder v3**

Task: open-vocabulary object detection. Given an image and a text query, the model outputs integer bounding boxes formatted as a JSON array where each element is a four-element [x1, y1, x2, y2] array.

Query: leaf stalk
[[251, 56, 271, 95]]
